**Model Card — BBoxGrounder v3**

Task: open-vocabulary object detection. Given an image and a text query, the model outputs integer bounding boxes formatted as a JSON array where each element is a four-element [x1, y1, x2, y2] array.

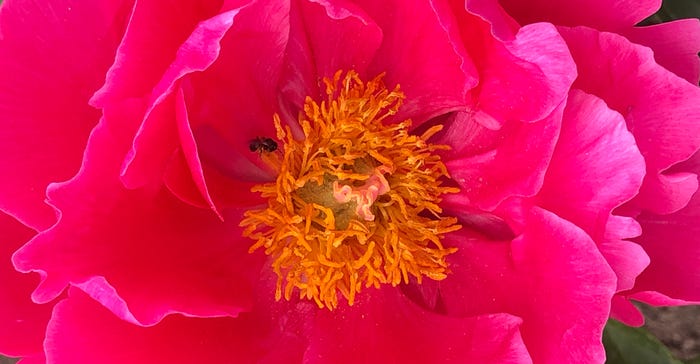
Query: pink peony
[[1, 0, 699, 363]]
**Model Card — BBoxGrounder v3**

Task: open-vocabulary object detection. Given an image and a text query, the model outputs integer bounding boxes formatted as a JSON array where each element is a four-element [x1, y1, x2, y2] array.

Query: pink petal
[[166, 87, 220, 216], [600, 216, 648, 292], [610, 295, 645, 327], [163, 146, 263, 210], [163, 87, 267, 210], [306, 286, 531, 363], [45, 289, 288, 364], [0, 0, 130, 230], [441, 103, 563, 211], [0, 212, 52, 359], [535, 90, 649, 292], [623, 19, 700, 85], [278, 0, 382, 122], [465, 0, 520, 40], [90, 0, 223, 106], [629, 151, 700, 303], [631, 291, 698, 306], [559, 26, 700, 215], [358, 0, 477, 124], [499, 0, 660, 32], [120, 1, 291, 208], [449, 7, 577, 128], [185, 0, 290, 182], [119, 7, 246, 189], [441, 207, 617, 363], [12, 105, 264, 326], [537, 90, 644, 240]]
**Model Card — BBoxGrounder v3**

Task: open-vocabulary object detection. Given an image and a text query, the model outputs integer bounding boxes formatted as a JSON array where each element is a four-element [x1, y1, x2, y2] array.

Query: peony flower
[[1, 0, 699, 363]]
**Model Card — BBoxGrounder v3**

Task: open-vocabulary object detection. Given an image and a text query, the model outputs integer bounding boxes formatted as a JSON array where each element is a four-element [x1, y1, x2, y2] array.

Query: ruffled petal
[[436, 18, 580, 211], [499, 0, 660, 32], [90, 0, 223, 106], [464, 0, 520, 40], [449, 6, 577, 128], [119, 5, 253, 189], [537, 90, 644, 240], [118, 0, 291, 212], [185, 0, 290, 183], [623, 19, 700, 85], [629, 151, 700, 303], [440, 207, 617, 364], [0, 212, 51, 360], [535, 89, 649, 294], [44, 289, 291, 364], [559, 26, 700, 215], [0, 0, 130, 230], [305, 286, 531, 363], [12, 102, 263, 326]]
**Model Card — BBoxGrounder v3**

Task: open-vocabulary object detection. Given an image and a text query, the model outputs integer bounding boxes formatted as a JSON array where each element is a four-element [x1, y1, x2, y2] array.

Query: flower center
[[241, 70, 460, 310]]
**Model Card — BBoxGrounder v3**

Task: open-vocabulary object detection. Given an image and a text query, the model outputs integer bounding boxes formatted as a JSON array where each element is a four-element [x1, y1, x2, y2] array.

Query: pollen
[[240, 70, 460, 310]]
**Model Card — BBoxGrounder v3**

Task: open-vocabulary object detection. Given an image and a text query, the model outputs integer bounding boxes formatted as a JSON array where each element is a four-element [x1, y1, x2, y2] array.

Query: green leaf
[[604, 320, 683, 364]]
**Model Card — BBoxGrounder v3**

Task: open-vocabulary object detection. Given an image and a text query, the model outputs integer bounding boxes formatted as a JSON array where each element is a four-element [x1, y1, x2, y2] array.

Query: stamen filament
[[241, 70, 460, 309]]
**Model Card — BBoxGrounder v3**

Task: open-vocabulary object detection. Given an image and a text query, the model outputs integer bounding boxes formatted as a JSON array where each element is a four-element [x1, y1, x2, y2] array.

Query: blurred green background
[[643, 0, 700, 24]]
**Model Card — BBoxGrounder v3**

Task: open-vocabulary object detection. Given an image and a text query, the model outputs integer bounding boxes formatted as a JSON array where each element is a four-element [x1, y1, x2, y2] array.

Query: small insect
[[249, 137, 278, 153]]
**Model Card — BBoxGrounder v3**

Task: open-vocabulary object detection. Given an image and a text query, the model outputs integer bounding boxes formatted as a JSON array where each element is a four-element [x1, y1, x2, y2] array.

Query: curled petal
[[186, 0, 290, 183], [90, 0, 223, 106], [536, 90, 649, 294], [537, 90, 645, 241], [464, 0, 520, 40], [119, 0, 291, 211], [451, 12, 577, 128], [119, 5, 252, 189], [559, 26, 700, 215]]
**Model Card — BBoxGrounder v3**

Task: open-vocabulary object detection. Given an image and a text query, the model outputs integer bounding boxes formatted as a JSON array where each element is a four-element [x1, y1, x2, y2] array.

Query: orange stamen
[[240, 70, 460, 309]]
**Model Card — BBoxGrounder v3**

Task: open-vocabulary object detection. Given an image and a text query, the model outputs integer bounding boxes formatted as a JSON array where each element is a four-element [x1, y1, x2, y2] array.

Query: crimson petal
[[45, 289, 292, 364], [13, 101, 263, 325], [0, 0, 130, 230], [440, 207, 617, 363], [305, 286, 531, 363], [0, 212, 51, 361]]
